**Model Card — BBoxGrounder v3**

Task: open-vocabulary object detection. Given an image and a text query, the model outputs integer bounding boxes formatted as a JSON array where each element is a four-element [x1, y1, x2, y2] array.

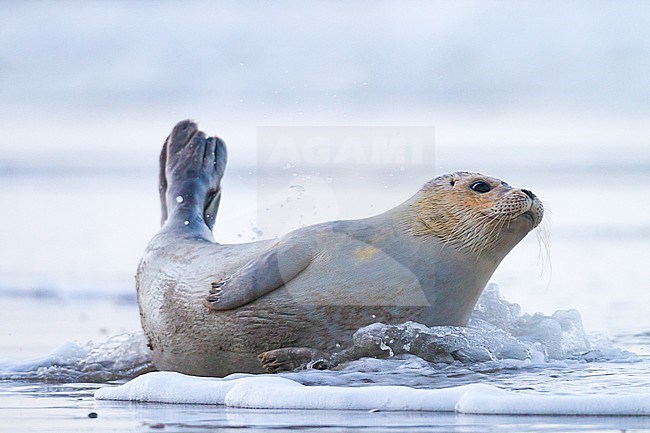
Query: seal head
[[408, 171, 543, 259]]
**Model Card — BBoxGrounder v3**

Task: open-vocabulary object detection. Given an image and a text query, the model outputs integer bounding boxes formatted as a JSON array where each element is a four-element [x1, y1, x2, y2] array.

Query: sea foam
[[328, 284, 635, 367], [0, 332, 154, 382], [95, 371, 650, 416], [91, 284, 650, 415]]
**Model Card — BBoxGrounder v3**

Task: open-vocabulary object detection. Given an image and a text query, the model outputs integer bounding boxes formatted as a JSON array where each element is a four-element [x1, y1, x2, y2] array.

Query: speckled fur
[[407, 172, 543, 256]]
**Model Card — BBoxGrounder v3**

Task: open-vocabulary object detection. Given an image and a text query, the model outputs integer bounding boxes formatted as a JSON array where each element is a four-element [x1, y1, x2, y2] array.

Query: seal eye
[[470, 181, 491, 193]]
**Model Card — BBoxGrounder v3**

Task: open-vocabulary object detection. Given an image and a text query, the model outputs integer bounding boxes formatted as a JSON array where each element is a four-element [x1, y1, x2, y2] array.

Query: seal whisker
[[474, 214, 501, 258], [444, 211, 478, 252], [535, 216, 553, 281], [479, 213, 510, 258], [456, 212, 491, 255]]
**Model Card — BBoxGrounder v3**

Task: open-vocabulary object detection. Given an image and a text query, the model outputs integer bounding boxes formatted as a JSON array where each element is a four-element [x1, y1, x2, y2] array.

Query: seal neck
[[381, 190, 510, 266]]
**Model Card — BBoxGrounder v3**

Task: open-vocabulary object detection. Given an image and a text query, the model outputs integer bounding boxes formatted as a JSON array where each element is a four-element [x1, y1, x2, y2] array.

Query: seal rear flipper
[[204, 241, 312, 311], [158, 139, 168, 226], [258, 347, 331, 373], [160, 120, 227, 235], [202, 136, 227, 231]]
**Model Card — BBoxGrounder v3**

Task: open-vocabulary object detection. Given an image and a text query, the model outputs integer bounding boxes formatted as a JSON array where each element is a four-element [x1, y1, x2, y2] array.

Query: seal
[[137, 120, 544, 376]]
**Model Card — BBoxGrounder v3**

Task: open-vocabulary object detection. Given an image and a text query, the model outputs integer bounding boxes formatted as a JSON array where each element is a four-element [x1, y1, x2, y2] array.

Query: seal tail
[[159, 120, 228, 232]]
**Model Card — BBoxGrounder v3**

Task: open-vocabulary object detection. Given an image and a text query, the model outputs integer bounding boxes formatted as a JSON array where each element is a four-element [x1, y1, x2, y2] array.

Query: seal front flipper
[[204, 241, 312, 310]]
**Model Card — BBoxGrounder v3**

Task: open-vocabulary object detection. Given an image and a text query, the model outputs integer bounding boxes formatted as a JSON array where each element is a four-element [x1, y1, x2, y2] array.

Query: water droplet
[[176, 196, 184, 203], [184, 221, 189, 225], [379, 340, 394, 357]]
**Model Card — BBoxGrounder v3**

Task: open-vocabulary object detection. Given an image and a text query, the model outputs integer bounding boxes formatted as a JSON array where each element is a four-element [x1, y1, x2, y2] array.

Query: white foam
[[0, 332, 153, 381], [96, 371, 650, 415], [0, 284, 639, 385], [326, 284, 637, 367], [0, 341, 87, 372], [457, 386, 650, 416]]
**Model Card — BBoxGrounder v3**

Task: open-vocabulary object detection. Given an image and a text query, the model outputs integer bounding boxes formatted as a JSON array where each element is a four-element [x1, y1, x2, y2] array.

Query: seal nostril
[[521, 189, 535, 200]]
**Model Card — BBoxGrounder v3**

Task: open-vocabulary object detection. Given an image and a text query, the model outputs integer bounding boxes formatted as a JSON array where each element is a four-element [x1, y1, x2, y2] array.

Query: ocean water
[[1, 160, 650, 431], [2, 1, 650, 430]]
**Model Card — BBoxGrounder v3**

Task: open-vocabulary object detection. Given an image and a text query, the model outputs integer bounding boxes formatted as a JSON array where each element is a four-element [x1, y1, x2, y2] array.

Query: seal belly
[[136, 239, 289, 376], [139, 253, 430, 376]]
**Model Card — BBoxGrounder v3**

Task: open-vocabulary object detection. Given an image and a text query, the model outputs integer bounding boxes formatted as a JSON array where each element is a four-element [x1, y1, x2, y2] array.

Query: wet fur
[[137, 121, 543, 376]]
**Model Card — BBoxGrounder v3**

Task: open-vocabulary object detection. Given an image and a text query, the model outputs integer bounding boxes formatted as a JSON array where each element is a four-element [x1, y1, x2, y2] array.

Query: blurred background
[[1, 1, 649, 354]]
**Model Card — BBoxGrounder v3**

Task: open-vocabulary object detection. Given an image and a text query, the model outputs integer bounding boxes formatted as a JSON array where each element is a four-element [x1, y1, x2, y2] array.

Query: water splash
[[0, 284, 638, 384], [0, 332, 154, 382]]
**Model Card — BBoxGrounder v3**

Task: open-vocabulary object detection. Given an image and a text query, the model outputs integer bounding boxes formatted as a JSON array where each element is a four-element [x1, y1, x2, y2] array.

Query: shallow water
[[7, 382, 650, 433], [2, 286, 650, 431], [1, 166, 648, 333], [2, 1, 650, 429], [1, 165, 649, 431]]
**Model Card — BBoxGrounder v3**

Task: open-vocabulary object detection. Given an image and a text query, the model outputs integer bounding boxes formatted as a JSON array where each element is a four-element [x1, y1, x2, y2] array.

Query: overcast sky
[[1, 1, 649, 168]]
